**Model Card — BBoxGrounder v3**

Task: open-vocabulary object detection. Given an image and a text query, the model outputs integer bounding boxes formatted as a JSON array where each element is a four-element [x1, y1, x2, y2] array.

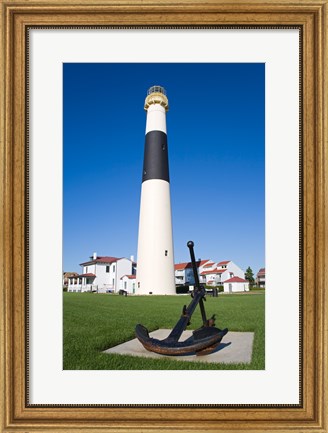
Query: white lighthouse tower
[[136, 86, 176, 295]]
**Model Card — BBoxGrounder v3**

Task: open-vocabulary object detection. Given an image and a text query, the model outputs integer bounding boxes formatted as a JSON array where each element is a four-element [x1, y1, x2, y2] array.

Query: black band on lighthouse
[[142, 130, 170, 183]]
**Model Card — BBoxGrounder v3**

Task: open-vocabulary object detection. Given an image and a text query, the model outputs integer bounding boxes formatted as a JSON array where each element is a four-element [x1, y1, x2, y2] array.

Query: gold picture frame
[[1, 1, 327, 431]]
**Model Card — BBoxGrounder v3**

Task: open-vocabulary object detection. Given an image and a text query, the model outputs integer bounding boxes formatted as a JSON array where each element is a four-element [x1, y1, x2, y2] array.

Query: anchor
[[135, 241, 228, 356]]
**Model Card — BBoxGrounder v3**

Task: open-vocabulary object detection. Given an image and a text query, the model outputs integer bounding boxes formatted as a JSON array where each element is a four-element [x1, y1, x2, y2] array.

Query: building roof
[[174, 260, 209, 271], [80, 256, 120, 266], [217, 260, 231, 266], [257, 268, 265, 275], [202, 262, 215, 268], [200, 269, 226, 275], [63, 272, 79, 277], [121, 275, 136, 280], [224, 276, 247, 283], [198, 260, 210, 266], [71, 273, 96, 278], [174, 262, 189, 270]]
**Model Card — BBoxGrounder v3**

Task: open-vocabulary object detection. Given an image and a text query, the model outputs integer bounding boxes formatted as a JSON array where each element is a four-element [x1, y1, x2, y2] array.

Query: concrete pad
[[104, 329, 254, 364]]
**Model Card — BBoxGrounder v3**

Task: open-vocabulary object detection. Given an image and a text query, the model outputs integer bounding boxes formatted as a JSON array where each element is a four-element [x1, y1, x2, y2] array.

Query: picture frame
[[0, 0, 327, 431]]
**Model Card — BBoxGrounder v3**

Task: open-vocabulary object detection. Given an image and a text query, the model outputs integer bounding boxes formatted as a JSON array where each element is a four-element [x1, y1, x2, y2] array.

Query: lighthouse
[[136, 86, 176, 295]]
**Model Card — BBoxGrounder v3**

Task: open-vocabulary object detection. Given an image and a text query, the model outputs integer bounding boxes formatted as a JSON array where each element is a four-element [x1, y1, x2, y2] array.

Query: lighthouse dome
[[144, 85, 169, 111], [147, 85, 167, 96]]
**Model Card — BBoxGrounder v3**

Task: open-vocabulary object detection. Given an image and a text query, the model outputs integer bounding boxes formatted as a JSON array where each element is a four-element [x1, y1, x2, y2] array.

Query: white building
[[120, 275, 137, 294], [67, 253, 136, 293], [223, 276, 249, 293], [63, 271, 78, 289], [200, 260, 245, 286], [175, 260, 210, 286], [256, 268, 266, 287], [198, 261, 217, 284]]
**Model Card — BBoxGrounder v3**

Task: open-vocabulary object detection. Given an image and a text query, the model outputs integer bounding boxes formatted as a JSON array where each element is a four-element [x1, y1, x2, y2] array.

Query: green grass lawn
[[63, 291, 265, 370]]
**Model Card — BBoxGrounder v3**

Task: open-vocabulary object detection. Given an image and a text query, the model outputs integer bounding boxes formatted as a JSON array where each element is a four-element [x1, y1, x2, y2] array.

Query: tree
[[245, 266, 255, 286]]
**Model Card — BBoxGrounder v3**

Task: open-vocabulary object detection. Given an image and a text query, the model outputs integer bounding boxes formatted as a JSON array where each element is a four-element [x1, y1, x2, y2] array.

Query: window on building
[[106, 266, 109, 273], [165, 250, 168, 256], [113, 265, 115, 272], [85, 266, 88, 273], [112, 279, 114, 286], [138, 282, 140, 288]]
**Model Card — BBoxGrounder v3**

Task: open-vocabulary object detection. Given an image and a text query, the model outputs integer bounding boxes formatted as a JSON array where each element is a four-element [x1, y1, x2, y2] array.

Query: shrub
[[176, 285, 190, 294]]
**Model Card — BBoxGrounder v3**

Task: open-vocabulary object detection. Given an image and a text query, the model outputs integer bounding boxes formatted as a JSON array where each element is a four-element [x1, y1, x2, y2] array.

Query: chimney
[[93, 252, 97, 260]]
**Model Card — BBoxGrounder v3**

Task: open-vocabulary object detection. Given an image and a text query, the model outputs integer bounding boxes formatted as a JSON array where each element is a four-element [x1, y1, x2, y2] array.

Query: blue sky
[[63, 63, 265, 275]]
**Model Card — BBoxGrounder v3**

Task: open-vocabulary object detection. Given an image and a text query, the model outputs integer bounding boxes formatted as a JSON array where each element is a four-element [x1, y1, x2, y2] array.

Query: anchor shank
[[166, 287, 205, 341], [188, 240, 208, 324], [198, 298, 207, 325], [188, 241, 201, 289]]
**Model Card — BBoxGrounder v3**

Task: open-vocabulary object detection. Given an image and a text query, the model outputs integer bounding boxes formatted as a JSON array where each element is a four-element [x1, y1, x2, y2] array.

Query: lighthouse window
[[162, 144, 166, 150], [165, 250, 168, 256]]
